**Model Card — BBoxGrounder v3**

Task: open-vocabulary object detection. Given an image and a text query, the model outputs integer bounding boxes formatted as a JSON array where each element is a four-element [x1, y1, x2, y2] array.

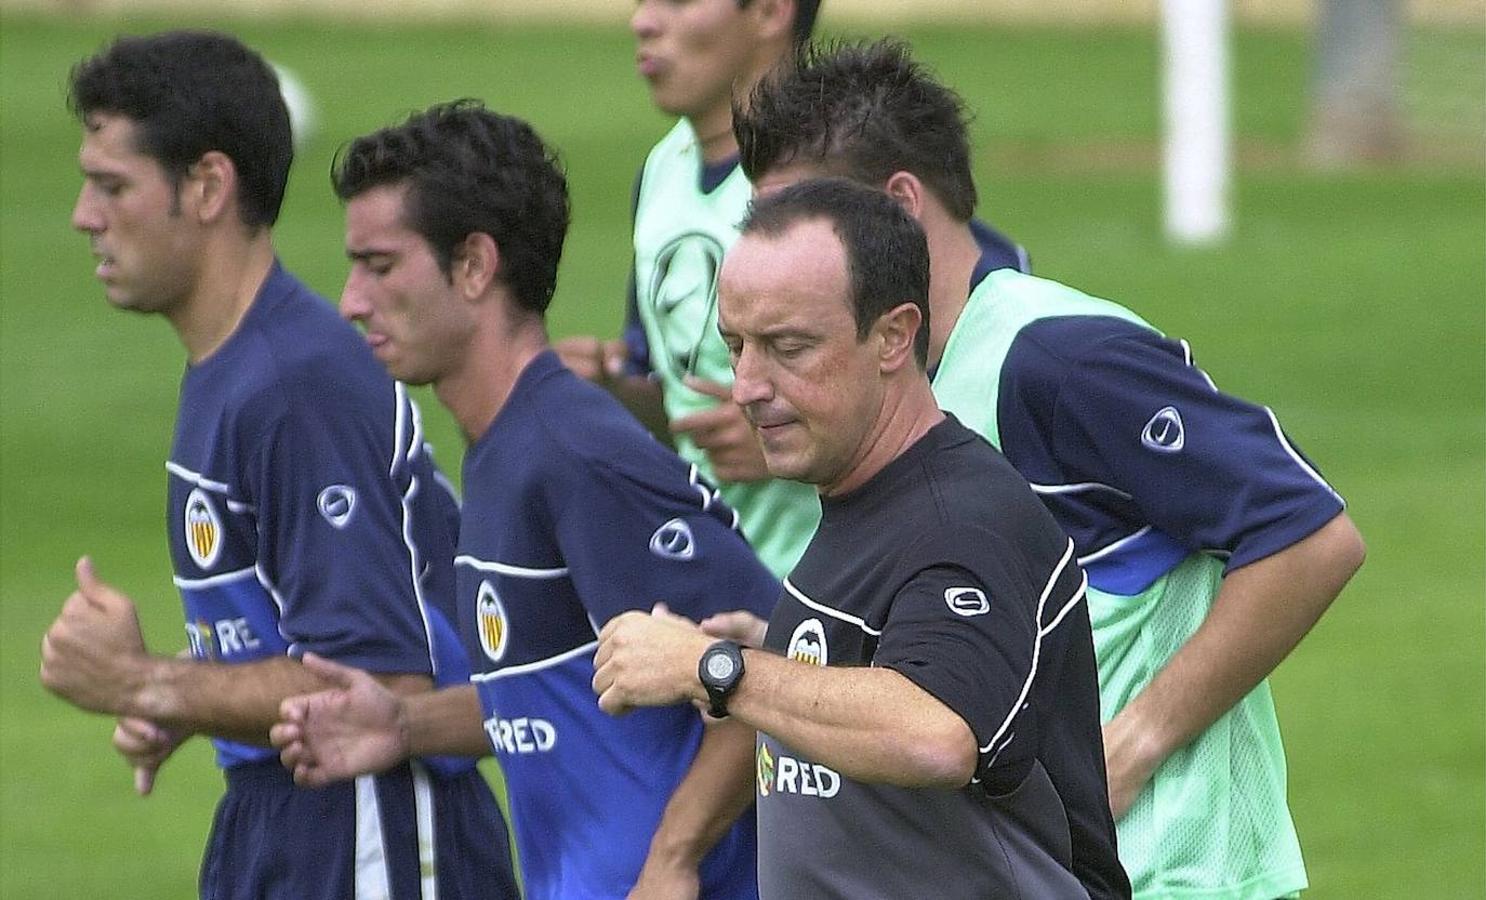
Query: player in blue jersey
[[717, 40, 1368, 899], [269, 101, 780, 900], [39, 31, 516, 900], [559, 1, 1031, 581]]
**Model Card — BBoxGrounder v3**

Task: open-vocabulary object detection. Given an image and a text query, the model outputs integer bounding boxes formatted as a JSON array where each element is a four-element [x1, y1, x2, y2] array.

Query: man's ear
[[882, 171, 928, 222], [746, 0, 795, 46], [453, 231, 501, 300], [188, 151, 236, 225], [875, 301, 924, 374]]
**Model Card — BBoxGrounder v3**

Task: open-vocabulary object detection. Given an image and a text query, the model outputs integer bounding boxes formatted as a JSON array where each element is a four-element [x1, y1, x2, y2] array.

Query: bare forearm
[[608, 375, 673, 446], [1114, 512, 1365, 759], [727, 652, 975, 788], [401, 685, 490, 758], [645, 717, 756, 871], [130, 656, 429, 745]]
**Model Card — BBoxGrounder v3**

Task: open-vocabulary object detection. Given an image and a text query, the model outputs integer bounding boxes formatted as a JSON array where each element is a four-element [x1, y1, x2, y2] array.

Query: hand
[[271, 652, 409, 787], [555, 335, 629, 383], [113, 716, 188, 796], [627, 855, 701, 900], [669, 376, 770, 483], [593, 604, 712, 716], [698, 611, 768, 649], [1102, 709, 1165, 821], [40, 557, 149, 715]]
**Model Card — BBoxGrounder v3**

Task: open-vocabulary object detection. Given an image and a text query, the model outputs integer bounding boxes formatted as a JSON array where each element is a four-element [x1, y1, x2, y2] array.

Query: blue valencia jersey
[[166, 261, 470, 770], [456, 351, 779, 900]]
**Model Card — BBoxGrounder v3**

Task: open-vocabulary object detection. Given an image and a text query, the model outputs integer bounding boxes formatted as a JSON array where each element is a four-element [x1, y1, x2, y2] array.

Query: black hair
[[68, 30, 294, 229], [741, 176, 930, 368], [736, 38, 977, 222], [332, 99, 570, 316]]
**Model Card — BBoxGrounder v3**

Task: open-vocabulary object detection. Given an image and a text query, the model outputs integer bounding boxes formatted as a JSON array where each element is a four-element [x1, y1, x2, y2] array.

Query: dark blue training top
[[456, 350, 779, 899], [167, 261, 470, 769]]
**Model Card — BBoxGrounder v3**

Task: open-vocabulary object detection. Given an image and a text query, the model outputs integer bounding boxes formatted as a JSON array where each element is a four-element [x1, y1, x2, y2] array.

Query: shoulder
[[1000, 307, 1172, 392], [514, 361, 677, 481], [231, 276, 396, 434], [639, 120, 696, 183], [913, 426, 1068, 559]]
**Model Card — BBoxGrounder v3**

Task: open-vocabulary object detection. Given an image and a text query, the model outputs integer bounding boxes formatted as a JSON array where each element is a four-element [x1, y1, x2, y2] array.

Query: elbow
[[1328, 514, 1368, 585], [898, 719, 978, 789]]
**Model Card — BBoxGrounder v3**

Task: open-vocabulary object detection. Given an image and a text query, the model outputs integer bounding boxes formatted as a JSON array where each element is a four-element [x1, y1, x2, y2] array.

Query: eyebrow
[[346, 247, 397, 261]]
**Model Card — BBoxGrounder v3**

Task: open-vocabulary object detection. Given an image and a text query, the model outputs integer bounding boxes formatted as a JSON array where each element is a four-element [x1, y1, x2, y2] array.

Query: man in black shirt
[[593, 177, 1129, 899]]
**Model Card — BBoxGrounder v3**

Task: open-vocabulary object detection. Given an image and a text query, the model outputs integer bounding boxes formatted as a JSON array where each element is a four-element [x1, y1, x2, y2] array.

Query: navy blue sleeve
[[1004, 317, 1345, 571], [623, 165, 653, 377], [969, 218, 1031, 278], [549, 444, 779, 628], [246, 385, 436, 675]]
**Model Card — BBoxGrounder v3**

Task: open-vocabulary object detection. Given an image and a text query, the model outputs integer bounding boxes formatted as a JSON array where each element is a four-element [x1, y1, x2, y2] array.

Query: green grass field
[[2, 12, 1482, 898]]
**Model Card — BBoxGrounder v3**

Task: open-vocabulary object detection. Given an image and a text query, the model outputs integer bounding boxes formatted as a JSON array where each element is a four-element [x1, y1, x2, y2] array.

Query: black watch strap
[[698, 640, 746, 718]]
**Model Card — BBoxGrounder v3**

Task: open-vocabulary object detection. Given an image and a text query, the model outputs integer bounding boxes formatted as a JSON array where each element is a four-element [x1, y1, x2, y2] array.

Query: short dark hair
[[332, 100, 571, 316], [68, 30, 294, 229], [741, 177, 930, 368], [736, 39, 977, 222]]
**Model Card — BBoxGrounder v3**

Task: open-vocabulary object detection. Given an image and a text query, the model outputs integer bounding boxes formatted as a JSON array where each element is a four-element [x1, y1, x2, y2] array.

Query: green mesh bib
[[933, 270, 1307, 899], [632, 122, 820, 577]]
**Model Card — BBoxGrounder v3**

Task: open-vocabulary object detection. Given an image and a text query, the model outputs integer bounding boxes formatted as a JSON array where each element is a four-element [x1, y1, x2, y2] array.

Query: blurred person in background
[[560, 0, 1030, 580]]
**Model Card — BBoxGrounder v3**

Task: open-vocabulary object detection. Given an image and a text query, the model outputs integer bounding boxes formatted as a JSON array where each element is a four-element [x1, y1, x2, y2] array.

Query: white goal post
[[1161, 0, 1232, 245]]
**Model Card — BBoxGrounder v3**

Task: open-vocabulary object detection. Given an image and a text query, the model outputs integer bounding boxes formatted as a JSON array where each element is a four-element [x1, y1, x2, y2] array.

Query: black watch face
[[705, 651, 738, 683]]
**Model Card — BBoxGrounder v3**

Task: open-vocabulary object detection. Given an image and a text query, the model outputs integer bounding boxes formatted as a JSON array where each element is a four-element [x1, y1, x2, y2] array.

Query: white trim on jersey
[[164, 460, 232, 495], [254, 563, 294, 647], [400, 471, 441, 678], [1180, 338, 1220, 391], [391, 383, 409, 478], [978, 539, 1079, 759], [782, 578, 883, 637], [455, 555, 570, 579], [470, 639, 598, 682], [1029, 480, 1133, 500], [431, 458, 461, 510], [390, 386, 444, 678], [412, 761, 439, 900], [164, 461, 254, 512], [172, 565, 257, 590], [1265, 407, 1343, 503], [354, 774, 394, 900], [406, 392, 425, 465], [1076, 524, 1154, 567]]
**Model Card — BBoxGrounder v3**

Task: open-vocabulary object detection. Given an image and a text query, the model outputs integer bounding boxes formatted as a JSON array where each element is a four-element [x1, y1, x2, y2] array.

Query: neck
[[169, 230, 275, 364], [434, 310, 549, 444], [690, 105, 739, 164], [924, 215, 983, 370], [821, 375, 945, 498]]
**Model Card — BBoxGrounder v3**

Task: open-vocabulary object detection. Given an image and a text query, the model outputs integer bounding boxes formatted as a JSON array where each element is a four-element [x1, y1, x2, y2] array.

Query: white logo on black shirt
[[316, 485, 357, 528], [944, 587, 990, 617], [1141, 406, 1185, 453], [649, 518, 696, 560]]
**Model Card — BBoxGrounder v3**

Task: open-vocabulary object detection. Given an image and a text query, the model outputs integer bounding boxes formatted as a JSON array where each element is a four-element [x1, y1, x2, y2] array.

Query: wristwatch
[[698, 640, 746, 718]]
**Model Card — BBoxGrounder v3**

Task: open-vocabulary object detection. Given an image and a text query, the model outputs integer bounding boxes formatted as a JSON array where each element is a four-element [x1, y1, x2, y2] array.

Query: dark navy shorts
[[200, 759, 518, 900]]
